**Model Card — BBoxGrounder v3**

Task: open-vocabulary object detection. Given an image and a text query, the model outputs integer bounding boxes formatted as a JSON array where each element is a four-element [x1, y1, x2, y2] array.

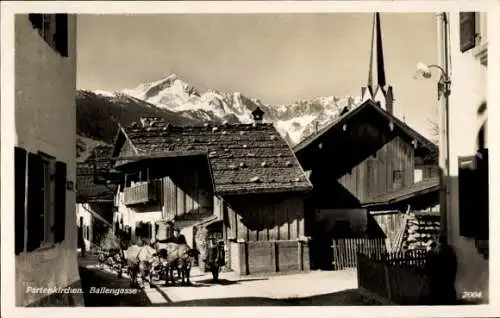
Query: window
[[28, 14, 68, 57], [135, 221, 152, 240], [392, 170, 403, 190], [414, 169, 423, 183], [15, 148, 67, 253]]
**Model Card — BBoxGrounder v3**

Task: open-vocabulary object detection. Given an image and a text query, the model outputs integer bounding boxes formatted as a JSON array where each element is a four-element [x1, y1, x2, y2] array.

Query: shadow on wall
[[447, 173, 489, 303]]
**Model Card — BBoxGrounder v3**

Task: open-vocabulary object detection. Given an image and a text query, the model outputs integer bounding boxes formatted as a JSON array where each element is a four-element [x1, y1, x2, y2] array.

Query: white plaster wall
[[446, 12, 489, 301], [14, 15, 78, 306], [115, 189, 163, 240], [76, 204, 93, 250]]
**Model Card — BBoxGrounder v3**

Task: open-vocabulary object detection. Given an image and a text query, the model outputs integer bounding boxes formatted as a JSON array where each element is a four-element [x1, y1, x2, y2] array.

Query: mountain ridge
[[76, 73, 362, 159]]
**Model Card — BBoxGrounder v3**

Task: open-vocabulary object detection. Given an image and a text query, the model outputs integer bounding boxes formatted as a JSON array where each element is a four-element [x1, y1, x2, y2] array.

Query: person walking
[[424, 235, 458, 305]]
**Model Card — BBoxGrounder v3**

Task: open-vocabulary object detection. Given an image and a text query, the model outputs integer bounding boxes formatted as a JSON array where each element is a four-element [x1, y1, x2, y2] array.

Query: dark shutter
[[28, 14, 43, 29], [135, 221, 142, 238], [148, 222, 153, 239], [55, 14, 68, 57], [475, 149, 489, 239], [54, 161, 67, 243], [458, 156, 477, 237], [15, 147, 27, 254], [26, 153, 44, 252], [460, 12, 476, 52]]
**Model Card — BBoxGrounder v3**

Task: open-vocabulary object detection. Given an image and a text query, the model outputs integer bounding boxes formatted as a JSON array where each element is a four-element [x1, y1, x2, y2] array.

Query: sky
[[77, 13, 438, 139]]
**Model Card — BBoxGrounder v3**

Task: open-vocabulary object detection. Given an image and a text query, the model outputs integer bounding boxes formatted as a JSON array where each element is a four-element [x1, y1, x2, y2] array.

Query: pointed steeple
[[361, 12, 393, 114]]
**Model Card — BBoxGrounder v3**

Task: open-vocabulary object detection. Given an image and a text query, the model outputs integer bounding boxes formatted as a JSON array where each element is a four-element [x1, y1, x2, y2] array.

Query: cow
[[124, 240, 157, 288], [155, 242, 199, 286]]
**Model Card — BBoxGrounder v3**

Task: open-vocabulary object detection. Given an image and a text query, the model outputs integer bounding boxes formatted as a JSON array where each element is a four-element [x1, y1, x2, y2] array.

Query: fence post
[[275, 241, 279, 272], [383, 262, 392, 302], [356, 251, 362, 287], [331, 240, 338, 270], [237, 239, 248, 275], [297, 239, 304, 271]]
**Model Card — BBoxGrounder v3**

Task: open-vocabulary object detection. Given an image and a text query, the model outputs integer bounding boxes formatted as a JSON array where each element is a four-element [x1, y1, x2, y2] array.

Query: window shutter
[[54, 161, 67, 243], [26, 153, 44, 252], [458, 156, 477, 237], [28, 14, 43, 29], [460, 12, 476, 52], [135, 221, 142, 238], [55, 14, 68, 57], [15, 147, 27, 254], [475, 149, 489, 239]]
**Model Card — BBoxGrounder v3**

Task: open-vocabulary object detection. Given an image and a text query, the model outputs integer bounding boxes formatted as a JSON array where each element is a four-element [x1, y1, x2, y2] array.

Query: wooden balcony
[[123, 180, 161, 206]]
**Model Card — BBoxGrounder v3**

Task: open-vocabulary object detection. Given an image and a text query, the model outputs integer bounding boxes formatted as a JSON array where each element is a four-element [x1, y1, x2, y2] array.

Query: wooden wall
[[162, 164, 214, 220], [224, 194, 305, 242], [415, 164, 440, 180], [370, 211, 407, 251], [338, 136, 415, 203]]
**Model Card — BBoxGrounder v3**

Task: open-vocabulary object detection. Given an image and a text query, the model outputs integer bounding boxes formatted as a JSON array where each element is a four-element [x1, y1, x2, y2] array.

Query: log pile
[[194, 227, 209, 271], [402, 212, 440, 251]]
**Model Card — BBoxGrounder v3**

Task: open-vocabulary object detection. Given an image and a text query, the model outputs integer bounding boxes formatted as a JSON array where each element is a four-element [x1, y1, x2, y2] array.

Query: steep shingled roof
[[87, 144, 115, 170], [77, 145, 118, 203], [76, 164, 117, 203], [117, 119, 313, 195]]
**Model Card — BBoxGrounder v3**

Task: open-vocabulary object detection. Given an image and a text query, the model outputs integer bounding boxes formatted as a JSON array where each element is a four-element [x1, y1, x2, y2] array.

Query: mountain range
[[76, 73, 362, 161]]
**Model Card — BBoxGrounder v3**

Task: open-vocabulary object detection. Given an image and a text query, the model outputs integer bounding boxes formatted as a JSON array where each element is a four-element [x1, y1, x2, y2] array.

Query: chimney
[[347, 96, 354, 108], [251, 107, 265, 124]]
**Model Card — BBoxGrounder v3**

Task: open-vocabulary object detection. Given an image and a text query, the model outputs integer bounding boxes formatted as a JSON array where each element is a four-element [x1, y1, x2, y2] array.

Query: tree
[[427, 118, 439, 145]]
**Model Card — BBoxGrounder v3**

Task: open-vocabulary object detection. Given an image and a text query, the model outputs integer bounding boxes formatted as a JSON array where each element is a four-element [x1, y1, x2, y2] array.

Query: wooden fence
[[357, 251, 431, 305], [386, 249, 427, 270], [331, 238, 387, 270]]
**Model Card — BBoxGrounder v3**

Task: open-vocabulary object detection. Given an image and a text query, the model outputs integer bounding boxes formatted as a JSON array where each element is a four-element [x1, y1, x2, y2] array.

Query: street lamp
[[414, 61, 451, 242], [414, 62, 451, 100]]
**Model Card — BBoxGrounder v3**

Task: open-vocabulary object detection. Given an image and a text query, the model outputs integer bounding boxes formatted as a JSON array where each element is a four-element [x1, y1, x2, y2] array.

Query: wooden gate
[[331, 237, 386, 270]]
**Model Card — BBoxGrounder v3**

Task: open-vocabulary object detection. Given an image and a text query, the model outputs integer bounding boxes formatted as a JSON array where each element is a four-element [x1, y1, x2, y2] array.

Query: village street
[[78, 254, 381, 306]]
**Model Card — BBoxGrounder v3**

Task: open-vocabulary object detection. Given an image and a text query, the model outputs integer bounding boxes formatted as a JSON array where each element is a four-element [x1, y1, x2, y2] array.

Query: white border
[[2, 1, 499, 317]]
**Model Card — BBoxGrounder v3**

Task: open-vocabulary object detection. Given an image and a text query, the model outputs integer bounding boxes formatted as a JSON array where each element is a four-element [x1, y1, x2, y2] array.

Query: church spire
[[362, 12, 393, 114]]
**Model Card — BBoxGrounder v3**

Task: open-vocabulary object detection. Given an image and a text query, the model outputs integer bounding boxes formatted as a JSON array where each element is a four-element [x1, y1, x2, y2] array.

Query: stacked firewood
[[195, 227, 209, 271], [96, 229, 126, 272], [402, 213, 440, 251]]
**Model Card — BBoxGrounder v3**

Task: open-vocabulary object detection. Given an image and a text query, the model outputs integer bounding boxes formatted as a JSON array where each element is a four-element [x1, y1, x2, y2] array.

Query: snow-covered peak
[[122, 73, 200, 101], [91, 75, 361, 145]]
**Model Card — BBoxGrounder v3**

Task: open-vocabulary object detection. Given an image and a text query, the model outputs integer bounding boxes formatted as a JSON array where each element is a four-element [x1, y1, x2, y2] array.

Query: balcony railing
[[123, 180, 161, 206]]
